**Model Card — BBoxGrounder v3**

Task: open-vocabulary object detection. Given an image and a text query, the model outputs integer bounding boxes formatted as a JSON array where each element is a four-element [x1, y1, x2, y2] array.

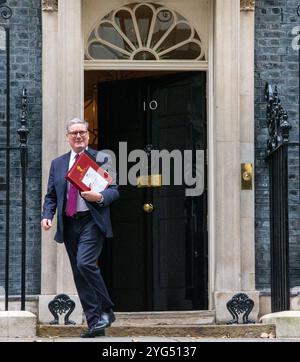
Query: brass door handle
[[143, 203, 154, 213]]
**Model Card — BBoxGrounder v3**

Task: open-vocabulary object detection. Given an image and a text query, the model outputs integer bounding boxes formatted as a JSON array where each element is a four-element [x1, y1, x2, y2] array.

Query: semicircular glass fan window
[[85, 2, 205, 61]]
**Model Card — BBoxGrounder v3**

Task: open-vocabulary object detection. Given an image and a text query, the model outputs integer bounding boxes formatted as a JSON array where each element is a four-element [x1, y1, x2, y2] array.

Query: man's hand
[[41, 219, 52, 230], [81, 185, 103, 203]]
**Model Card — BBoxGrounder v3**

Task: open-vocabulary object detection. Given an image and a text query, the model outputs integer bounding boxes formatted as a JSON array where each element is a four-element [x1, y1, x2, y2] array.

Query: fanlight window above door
[[85, 2, 205, 61]]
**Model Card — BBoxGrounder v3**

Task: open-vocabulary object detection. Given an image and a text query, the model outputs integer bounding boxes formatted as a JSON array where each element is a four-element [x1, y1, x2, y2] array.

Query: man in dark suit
[[41, 118, 119, 338]]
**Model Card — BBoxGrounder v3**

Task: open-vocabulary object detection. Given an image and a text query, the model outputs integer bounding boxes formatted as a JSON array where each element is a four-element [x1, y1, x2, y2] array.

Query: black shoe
[[101, 309, 116, 327], [92, 310, 116, 332], [80, 326, 106, 338]]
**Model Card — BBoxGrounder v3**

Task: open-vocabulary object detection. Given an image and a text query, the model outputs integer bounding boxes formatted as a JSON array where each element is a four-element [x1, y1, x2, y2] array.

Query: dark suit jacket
[[42, 148, 119, 243]]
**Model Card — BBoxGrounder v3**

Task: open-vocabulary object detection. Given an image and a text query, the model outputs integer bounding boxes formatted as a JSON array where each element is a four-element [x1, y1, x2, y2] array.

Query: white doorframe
[[84, 60, 208, 71]]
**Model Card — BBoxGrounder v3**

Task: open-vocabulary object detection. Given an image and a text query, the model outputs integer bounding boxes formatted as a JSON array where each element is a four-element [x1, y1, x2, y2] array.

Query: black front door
[[99, 72, 208, 311]]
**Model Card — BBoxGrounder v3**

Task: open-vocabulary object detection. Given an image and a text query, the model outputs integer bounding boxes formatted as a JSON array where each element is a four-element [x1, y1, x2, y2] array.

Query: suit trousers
[[63, 212, 114, 328]]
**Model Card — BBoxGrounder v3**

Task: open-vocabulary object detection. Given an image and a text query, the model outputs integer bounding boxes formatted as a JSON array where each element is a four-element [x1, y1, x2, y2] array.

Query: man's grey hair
[[66, 118, 89, 133]]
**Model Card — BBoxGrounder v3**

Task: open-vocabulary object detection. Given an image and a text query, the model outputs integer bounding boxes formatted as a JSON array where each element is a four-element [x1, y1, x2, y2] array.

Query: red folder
[[65, 152, 113, 192]]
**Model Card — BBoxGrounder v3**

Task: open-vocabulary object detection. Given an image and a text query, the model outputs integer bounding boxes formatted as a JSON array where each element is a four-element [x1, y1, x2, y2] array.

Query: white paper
[[82, 167, 109, 192]]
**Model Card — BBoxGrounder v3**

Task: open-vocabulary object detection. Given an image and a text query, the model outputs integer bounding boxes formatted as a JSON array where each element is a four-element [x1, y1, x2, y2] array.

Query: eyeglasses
[[68, 131, 88, 138]]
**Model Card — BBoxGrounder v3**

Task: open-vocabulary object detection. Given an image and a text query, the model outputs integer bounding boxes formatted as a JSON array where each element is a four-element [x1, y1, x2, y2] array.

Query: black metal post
[[297, 6, 300, 217], [265, 84, 291, 312], [4, 26, 10, 312], [269, 143, 290, 312], [1, 0, 12, 312], [297, 6, 300, 142], [17, 88, 29, 310]]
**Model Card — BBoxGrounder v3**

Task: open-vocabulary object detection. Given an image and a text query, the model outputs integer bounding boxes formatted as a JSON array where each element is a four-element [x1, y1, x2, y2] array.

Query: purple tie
[[65, 153, 79, 217]]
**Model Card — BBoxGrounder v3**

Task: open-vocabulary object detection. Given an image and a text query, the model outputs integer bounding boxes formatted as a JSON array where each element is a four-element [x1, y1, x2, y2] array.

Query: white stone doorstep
[[0, 311, 36, 338], [261, 311, 300, 338]]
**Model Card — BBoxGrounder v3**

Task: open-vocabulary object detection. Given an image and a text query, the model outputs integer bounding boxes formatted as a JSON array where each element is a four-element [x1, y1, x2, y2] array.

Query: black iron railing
[[17, 88, 29, 310], [297, 6, 300, 147], [0, 0, 12, 312], [0, 2, 29, 310], [265, 83, 295, 312]]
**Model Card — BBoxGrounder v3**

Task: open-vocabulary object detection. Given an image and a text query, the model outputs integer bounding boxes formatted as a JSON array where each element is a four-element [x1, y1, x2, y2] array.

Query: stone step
[[112, 311, 215, 326], [38, 324, 276, 339], [261, 311, 300, 338], [0, 311, 36, 338]]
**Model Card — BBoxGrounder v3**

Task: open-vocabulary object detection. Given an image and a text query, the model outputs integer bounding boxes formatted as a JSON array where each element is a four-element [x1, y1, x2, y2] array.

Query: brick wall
[[255, 0, 300, 292], [0, 0, 41, 295]]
